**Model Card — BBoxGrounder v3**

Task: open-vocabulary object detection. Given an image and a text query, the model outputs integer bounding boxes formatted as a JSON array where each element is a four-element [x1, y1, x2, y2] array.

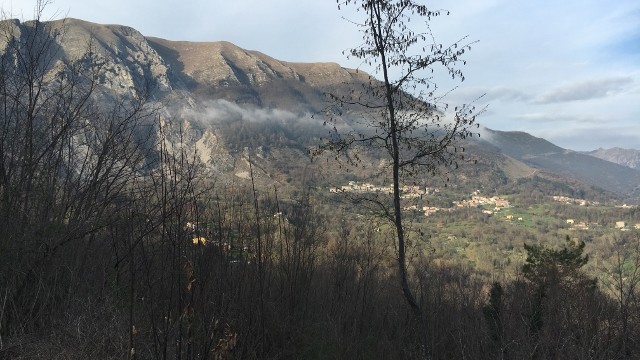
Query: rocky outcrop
[[42, 18, 173, 94]]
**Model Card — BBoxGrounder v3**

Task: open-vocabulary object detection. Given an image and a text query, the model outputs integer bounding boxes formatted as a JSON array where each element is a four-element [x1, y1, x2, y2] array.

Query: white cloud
[[185, 99, 300, 125], [535, 77, 634, 104], [453, 87, 530, 103]]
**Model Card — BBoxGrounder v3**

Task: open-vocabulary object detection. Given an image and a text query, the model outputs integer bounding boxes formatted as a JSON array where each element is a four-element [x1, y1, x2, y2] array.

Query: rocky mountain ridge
[[2, 17, 638, 202]]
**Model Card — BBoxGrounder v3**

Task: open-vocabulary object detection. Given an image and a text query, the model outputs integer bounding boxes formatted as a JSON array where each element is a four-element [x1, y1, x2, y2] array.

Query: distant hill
[[2, 17, 638, 203], [480, 129, 640, 201], [585, 147, 640, 170]]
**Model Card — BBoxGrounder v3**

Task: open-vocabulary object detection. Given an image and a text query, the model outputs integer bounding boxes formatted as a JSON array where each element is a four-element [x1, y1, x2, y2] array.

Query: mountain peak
[[145, 35, 372, 110]]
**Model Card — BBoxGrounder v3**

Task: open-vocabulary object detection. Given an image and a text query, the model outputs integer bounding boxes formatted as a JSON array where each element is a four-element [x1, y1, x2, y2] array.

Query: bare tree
[[0, 5, 157, 354], [603, 235, 640, 355], [318, 0, 483, 340]]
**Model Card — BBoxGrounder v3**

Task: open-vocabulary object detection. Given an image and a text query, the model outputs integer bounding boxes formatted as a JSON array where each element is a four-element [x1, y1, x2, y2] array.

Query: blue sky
[[3, 0, 639, 151]]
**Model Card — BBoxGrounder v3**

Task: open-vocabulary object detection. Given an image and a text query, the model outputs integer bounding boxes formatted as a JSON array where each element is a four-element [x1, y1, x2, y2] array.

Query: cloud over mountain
[[535, 77, 634, 104]]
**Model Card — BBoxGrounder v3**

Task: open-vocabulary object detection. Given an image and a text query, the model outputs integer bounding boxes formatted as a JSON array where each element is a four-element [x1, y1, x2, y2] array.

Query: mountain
[[146, 37, 371, 112], [585, 147, 640, 170], [2, 18, 638, 202], [481, 130, 640, 201], [1, 18, 370, 110]]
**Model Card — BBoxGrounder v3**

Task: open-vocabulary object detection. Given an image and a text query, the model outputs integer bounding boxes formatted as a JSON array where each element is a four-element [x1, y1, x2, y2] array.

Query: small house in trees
[[192, 237, 208, 246]]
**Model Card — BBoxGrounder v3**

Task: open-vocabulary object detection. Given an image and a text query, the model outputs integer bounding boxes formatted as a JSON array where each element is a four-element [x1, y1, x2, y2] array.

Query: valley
[[321, 179, 640, 280], [1, 14, 639, 359]]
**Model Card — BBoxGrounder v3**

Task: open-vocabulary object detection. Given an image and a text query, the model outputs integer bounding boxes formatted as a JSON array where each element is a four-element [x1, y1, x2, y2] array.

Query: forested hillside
[[1, 12, 639, 360]]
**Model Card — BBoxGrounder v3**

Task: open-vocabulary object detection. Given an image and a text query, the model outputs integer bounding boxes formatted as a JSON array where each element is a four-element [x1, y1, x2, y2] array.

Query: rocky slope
[[586, 147, 640, 170], [1, 18, 376, 186]]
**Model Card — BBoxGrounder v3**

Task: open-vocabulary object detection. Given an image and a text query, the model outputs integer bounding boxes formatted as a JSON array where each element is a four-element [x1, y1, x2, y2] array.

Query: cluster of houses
[[452, 193, 511, 213], [330, 181, 392, 194], [565, 219, 591, 230], [410, 192, 512, 218], [616, 204, 636, 209], [552, 195, 601, 206], [331, 184, 516, 218], [552, 196, 639, 231], [403, 204, 445, 217], [329, 181, 439, 198], [329, 184, 639, 229], [564, 220, 640, 231], [330, 181, 447, 217], [613, 221, 640, 230]]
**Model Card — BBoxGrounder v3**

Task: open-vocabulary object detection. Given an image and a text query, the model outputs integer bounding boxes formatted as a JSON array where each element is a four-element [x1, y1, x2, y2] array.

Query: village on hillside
[[329, 182, 640, 231], [329, 182, 511, 218]]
